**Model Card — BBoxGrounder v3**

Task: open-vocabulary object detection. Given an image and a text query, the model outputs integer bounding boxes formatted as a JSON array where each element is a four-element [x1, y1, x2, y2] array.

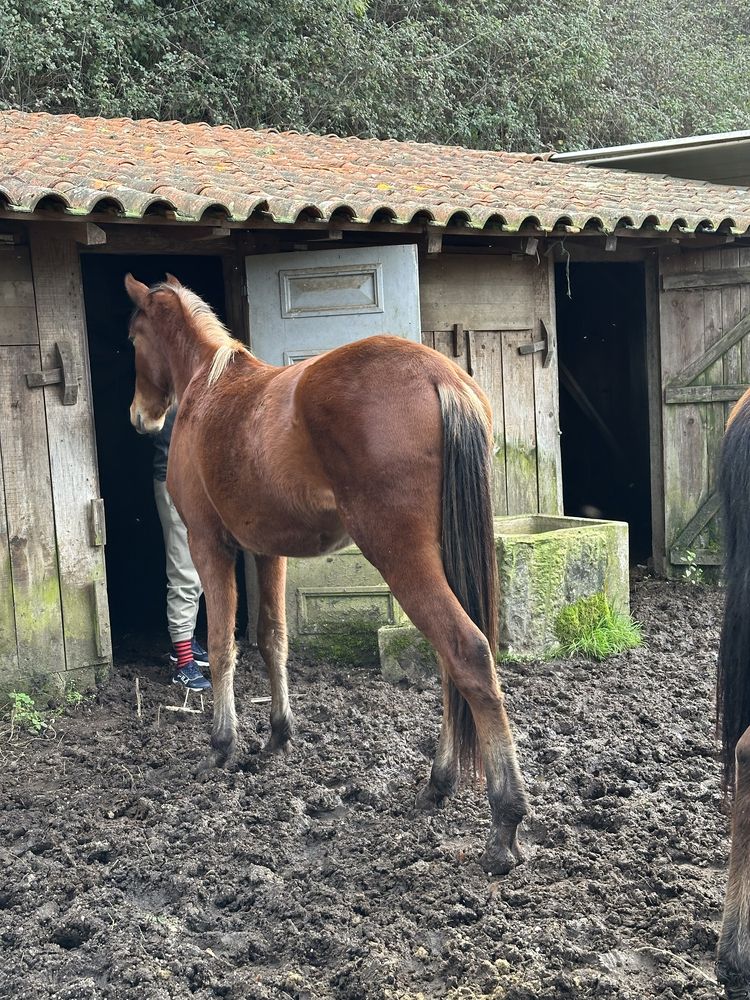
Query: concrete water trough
[[284, 514, 629, 674]]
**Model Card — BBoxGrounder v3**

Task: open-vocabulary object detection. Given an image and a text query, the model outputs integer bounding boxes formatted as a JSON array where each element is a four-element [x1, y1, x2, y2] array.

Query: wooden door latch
[[518, 319, 554, 369], [25, 340, 79, 405]]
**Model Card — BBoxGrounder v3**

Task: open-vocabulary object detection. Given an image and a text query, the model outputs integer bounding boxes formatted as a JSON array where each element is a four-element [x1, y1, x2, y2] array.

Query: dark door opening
[[81, 254, 247, 648], [555, 262, 652, 563]]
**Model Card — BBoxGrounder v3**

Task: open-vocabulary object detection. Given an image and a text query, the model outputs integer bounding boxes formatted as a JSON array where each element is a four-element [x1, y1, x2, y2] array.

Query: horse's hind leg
[[188, 529, 238, 771], [365, 545, 527, 875], [254, 555, 294, 751], [717, 726, 750, 996]]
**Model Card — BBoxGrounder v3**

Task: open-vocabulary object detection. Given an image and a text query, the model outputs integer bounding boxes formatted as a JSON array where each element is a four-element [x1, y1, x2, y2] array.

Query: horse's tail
[[718, 390, 750, 791], [437, 382, 498, 775]]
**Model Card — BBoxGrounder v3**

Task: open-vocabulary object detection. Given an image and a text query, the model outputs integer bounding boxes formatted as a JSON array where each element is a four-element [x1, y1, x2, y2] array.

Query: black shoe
[[171, 660, 212, 691], [169, 638, 209, 668]]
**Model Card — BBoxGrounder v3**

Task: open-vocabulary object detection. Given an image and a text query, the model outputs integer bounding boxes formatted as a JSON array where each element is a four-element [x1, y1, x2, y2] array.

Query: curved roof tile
[[0, 110, 748, 234]]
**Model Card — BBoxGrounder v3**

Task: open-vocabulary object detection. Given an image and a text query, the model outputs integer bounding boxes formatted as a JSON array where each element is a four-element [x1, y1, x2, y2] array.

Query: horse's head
[[125, 273, 181, 434]]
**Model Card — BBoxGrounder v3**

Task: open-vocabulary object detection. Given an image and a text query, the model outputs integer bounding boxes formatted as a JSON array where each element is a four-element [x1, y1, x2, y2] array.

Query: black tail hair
[[718, 395, 750, 790], [438, 383, 498, 774]]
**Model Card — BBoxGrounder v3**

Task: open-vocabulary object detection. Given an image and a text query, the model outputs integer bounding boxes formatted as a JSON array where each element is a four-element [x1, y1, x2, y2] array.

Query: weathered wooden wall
[[659, 245, 750, 572], [419, 253, 562, 516], [0, 230, 110, 695]]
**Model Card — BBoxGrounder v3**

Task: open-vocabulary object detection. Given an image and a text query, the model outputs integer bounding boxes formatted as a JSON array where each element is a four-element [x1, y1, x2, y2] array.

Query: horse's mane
[[153, 282, 249, 387]]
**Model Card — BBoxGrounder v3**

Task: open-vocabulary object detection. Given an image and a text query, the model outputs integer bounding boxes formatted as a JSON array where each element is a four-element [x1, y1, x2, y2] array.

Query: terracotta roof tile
[[0, 110, 749, 234]]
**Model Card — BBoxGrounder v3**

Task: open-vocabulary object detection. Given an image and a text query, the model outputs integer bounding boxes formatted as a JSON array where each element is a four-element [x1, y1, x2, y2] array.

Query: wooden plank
[[0, 245, 39, 346], [659, 248, 710, 573], [0, 398, 19, 681], [742, 246, 750, 386], [432, 329, 468, 370], [419, 254, 535, 331], [662, 266, 750, 291], [669, 492, 720, 563], [532, 258, 562, 515], [28, 229, 112, 674], [646, 253, 667, 575], [0, 346, 65, 677], [501, 330, 538, 513], [722, 246, 743, 426], [665, 384, 748, 404], [666, 312, 750, 388], [470, 331, 508, 514], [222, 251, 250, 346], [701, 249, 726, 559]]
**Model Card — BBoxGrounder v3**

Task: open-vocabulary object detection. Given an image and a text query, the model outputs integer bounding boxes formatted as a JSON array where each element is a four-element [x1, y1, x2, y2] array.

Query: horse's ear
[[124, 273, 150, 310], [164, 273, 182, 288]]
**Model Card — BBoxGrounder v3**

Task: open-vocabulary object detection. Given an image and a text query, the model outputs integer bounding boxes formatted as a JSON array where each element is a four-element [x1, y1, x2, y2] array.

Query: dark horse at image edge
[[716, 386, 750, 998], [125, 273, 527, 875]]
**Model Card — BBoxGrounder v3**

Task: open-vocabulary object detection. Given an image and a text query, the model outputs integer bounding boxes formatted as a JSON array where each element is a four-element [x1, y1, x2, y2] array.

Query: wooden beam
[[665, 311, 750, 388], [669, 492, 721, 564], [27, 227, 112, 673], [72, 223, 106, 246], [664, 383, 748, 404], [425, 228, 443, 256], [662, 266, 750, 290], [644, 253, 667, 576], [559, 362, 628, 465]]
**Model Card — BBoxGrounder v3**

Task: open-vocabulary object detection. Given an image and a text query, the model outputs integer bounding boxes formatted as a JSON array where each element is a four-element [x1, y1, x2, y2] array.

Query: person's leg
[[153, 479, 208, 687]]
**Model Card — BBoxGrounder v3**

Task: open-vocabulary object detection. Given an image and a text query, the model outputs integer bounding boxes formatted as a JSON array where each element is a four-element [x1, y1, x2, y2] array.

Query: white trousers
[[153, 479, 203, 644]]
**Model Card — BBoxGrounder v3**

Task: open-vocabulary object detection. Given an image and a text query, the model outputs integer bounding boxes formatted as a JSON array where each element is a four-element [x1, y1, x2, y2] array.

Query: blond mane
[[166, 283, 249, 387]]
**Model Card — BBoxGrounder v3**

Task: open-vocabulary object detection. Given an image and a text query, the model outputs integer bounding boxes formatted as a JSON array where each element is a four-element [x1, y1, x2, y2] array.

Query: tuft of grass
[[554, 592, 642, 661]]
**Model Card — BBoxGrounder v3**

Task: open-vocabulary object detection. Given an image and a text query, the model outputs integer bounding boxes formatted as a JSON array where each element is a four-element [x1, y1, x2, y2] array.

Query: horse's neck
[[166, 315, 253, 399], [167, 332, 215, 399]]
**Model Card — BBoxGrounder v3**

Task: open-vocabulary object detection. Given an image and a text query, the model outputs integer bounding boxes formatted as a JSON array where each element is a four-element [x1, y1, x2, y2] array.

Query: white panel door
[[245, 244, 421, 365]]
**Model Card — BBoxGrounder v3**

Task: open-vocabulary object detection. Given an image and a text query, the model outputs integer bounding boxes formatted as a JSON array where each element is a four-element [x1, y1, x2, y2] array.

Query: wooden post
[[28, 226, 111, 682]]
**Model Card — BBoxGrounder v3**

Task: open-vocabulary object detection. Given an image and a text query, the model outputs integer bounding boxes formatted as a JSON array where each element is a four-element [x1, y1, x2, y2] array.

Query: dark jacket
[[152, 406, 177, 482]]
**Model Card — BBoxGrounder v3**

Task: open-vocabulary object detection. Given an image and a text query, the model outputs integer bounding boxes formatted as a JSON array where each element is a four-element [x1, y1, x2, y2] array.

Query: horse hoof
[[479, 846, 517, 876], [262, 734, 291, 755], [415, 781, 446, 811], [717, 962, 750, 999], [194, 746, 233, 778], [193, 755, 218, 780]]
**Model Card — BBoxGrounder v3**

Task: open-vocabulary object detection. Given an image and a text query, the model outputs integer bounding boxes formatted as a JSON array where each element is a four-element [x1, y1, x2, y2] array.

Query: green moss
[[290, 614, 384, 666], [383, 628, 434, 662], [554, 592, 642, 661]]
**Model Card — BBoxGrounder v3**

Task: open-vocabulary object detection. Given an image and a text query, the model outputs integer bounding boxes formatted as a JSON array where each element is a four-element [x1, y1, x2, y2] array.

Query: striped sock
[[174, 638, 193, 669]]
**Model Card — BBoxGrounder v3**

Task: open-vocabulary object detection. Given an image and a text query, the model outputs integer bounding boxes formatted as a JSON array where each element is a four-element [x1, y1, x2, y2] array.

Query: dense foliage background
[[2, 0, 749, 151]]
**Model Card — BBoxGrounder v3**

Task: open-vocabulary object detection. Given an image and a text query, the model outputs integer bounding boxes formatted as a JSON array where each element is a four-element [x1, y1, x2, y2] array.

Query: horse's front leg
[[189, 531, 238, 770], [718, 727, 750, 997], [254, 555, 294, 752]]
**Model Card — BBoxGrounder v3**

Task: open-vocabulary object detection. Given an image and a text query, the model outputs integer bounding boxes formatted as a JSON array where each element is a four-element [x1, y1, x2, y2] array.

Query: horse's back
[[295, 335, 482, 512]]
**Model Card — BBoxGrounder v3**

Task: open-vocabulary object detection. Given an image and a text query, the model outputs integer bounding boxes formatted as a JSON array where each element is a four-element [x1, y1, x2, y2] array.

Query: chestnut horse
[[125, 273, 527, 874], [716, 386, 750, 996]]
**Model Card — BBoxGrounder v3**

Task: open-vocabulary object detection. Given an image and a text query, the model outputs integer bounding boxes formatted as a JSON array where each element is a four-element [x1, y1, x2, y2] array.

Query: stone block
[[378, 624, 438, 687], [285, 543, 405, 664], [494, 514, 629, 658]]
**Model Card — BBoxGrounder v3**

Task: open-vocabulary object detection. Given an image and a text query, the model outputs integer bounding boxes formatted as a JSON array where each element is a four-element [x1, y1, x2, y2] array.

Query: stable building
[[1, 110, 749, 693]]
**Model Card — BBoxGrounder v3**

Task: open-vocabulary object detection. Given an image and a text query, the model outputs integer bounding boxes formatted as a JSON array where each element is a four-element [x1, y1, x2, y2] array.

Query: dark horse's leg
[[188, 527, 239, 770], [718, 727, 750, 997], [254, 554, 294, 751]]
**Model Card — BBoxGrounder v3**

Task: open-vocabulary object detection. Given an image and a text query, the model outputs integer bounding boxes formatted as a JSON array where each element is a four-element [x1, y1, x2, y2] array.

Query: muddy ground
[[0, 577, 730, 1000]]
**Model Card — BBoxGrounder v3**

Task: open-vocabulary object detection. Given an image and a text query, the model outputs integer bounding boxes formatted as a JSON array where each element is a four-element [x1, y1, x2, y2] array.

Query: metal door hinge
[[25, 340, 79, 404], [89, 498, 106, 547]]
